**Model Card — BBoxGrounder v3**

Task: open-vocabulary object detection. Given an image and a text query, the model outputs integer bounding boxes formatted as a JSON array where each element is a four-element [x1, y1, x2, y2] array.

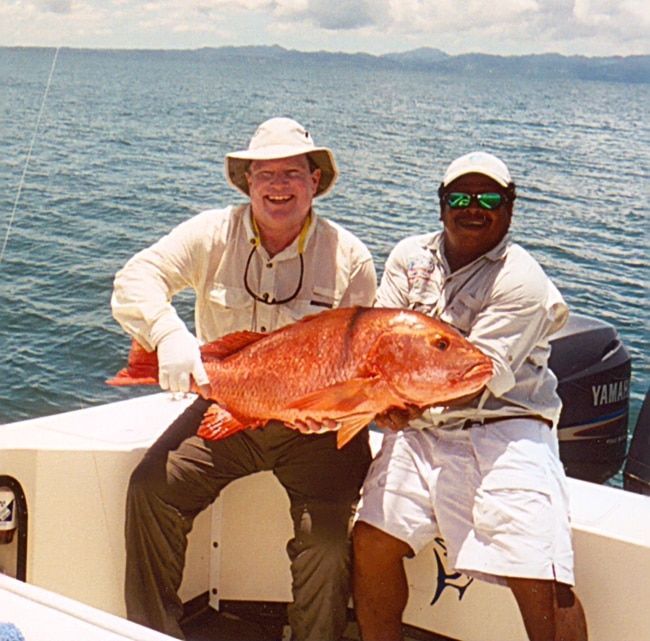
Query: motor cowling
[[549, 313, 631, 484]]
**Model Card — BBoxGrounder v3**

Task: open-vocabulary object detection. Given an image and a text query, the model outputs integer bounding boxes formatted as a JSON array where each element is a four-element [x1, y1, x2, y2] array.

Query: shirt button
[[260, 326, 267, 332], [266, 262, 273, 268]]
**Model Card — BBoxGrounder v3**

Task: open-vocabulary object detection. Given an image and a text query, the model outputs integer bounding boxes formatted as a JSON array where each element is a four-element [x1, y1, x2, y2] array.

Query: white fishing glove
[[156, 327, 210, 395]]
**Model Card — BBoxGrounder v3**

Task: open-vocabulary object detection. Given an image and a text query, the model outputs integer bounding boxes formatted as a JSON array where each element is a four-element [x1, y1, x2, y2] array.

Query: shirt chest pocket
[[310, 284, 338, 310], [408, 281, 442, 317], [438, 291, 483, 335], [274, 285, 338, 326], [208, 284, 251, 311]]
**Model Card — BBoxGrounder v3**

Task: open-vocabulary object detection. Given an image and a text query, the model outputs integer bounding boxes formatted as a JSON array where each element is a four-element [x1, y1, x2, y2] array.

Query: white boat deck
[[0, 573, 174, 640], [1, 393, 650, 641]]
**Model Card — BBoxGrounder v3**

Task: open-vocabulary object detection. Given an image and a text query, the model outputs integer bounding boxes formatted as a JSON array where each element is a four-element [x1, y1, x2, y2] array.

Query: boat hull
[[1, 394, 650, 640]]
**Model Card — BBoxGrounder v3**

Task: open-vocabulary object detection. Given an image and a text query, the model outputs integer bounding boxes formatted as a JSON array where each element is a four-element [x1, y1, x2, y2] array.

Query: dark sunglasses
[[446, 192, 505, 210]]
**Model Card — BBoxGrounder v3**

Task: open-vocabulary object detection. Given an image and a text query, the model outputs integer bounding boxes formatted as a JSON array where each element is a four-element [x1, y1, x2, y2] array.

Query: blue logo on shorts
[[431, 537, 474, 606]]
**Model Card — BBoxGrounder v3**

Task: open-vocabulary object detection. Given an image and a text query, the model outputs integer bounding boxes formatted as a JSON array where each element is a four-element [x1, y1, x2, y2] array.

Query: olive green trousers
[[125, 397, 371, 640]]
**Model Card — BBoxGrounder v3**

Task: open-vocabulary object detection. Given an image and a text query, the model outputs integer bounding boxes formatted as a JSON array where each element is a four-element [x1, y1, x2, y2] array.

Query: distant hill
[[402, 51, 650, 84], [381, 47, 449, 64], [10, 44, 648, 83], [192, 45, 649, 84]]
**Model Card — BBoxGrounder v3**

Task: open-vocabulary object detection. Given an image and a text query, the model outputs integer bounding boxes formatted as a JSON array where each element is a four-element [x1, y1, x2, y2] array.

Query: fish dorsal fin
[[294, 306, 360, 326], [196, 403, 259, 440], [336, 413, 375, 449], [200, 331, 267, 360]]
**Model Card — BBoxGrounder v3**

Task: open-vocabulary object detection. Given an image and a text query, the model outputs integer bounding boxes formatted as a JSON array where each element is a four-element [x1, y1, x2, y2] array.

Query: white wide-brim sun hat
[[225, 117, 338, 198]]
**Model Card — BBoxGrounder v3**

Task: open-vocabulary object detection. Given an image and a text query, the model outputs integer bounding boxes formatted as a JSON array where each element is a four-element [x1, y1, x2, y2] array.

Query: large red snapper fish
[[107, 307, 493, 448]]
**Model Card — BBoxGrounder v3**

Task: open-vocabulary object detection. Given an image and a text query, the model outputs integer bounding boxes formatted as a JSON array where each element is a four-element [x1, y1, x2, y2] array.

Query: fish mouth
[[462, 361, 494, 381]]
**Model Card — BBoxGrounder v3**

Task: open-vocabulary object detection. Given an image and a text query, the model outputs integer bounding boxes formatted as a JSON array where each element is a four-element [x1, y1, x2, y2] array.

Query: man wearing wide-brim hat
[[112, 117, 377, 640]]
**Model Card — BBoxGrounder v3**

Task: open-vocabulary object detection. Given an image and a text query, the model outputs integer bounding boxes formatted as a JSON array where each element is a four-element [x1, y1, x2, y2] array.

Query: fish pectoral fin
[[197, 404, 255, 441], [336, 413, 375, 449], [287, 378, 379, 414]]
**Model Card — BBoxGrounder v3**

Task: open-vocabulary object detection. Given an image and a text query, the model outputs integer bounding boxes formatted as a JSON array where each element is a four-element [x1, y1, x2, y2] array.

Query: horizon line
[[2, 44, 647, 60]]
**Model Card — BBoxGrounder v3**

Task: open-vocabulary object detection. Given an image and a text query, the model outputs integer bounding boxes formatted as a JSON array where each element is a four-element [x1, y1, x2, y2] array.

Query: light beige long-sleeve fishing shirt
[[112, 204, 377, 350], [377, 231, 569, 428]]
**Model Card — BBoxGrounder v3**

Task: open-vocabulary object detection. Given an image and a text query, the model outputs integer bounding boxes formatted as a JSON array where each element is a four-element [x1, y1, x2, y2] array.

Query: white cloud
[[266, 0, 647, 54], [574, 0, 649, 37], [0, 0, 647, 54], [388, 0, 538, 31], [39, 0, 73, 13], [282, 0, 381, 30]]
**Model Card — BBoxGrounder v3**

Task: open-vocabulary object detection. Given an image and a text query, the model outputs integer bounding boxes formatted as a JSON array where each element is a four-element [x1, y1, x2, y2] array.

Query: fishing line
[[0, 46, 60, 267], [1, 47, 129, 588]]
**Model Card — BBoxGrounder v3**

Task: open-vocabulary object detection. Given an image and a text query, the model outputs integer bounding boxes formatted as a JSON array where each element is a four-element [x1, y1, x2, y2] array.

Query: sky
[[1, 0, 648, 57]]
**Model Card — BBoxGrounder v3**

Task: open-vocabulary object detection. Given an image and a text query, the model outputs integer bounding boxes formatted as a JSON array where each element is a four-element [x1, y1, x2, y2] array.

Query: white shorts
[[356, 419, 575, 586]]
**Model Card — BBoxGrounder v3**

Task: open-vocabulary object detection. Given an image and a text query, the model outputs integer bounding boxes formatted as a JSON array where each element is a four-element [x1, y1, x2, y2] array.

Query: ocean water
[[1, 48, 648, 440]]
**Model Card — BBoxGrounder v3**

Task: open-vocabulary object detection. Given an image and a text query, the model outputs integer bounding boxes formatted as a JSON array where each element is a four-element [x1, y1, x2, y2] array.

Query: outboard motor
[[549, 313, 631, 484], [623, 388, 650, 495]]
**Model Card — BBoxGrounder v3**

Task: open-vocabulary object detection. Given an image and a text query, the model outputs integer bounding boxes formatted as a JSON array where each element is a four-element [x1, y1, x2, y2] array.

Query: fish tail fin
[[106, 339, 159, 386]]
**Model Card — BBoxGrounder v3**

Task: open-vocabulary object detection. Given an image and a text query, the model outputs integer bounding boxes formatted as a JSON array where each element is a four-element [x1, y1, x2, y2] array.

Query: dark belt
[[462, 414, 553, 430]]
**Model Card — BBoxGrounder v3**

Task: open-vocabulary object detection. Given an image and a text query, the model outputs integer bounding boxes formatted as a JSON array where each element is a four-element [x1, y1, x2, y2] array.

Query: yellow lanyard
[[245, 212, 311, 305]]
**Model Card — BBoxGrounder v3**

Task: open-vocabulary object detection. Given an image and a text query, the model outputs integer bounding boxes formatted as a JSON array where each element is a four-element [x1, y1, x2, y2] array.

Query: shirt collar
[[423, 231, 511, 272], [243, 205, 318, 260]]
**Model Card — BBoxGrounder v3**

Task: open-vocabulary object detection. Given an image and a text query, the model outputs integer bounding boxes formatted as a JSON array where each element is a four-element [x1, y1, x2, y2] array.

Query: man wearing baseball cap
[[352, 152, 588, 640], [112, 117, 376, 640]]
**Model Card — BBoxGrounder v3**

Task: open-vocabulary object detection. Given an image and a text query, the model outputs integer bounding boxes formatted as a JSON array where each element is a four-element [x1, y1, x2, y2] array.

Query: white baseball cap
[[442, 151, 512, 188], [225, 117, 338, 198]]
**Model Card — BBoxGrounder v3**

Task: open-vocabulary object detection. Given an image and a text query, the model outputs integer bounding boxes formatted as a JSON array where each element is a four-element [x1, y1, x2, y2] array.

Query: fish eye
[[435, 338, 449, 351]]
